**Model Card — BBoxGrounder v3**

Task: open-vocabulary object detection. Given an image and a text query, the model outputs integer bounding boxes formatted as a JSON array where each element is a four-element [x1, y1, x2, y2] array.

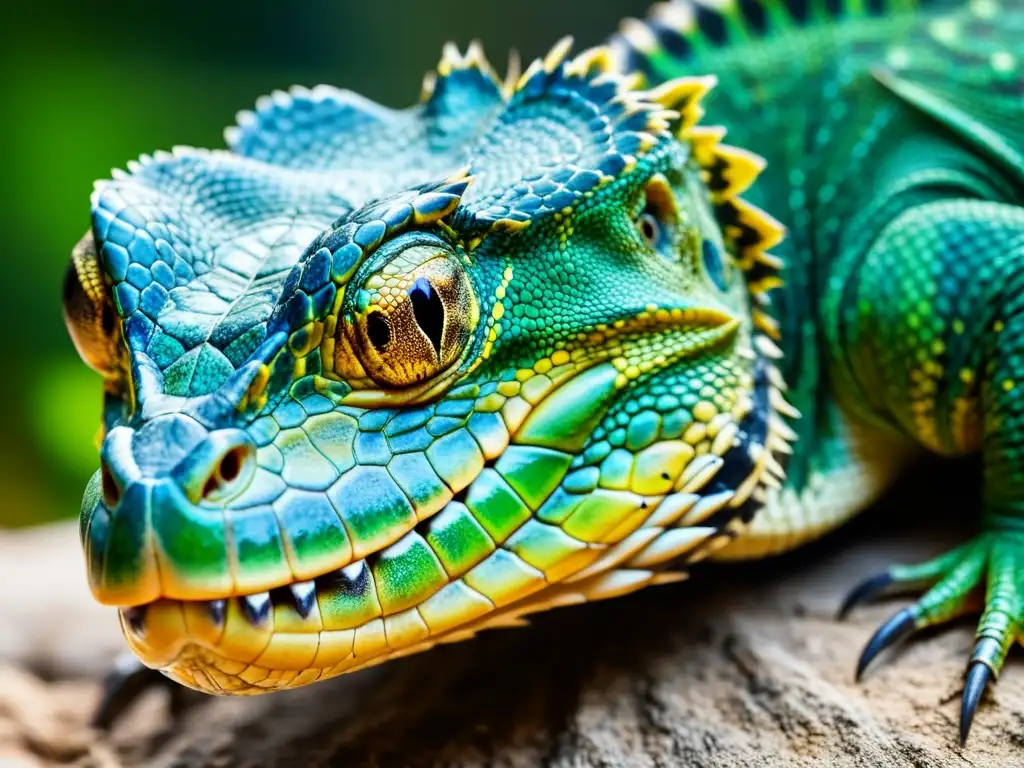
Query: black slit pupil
[[640, 213, 659, 244], [366, 311, 391, 350], [409, 277, 445, 357]]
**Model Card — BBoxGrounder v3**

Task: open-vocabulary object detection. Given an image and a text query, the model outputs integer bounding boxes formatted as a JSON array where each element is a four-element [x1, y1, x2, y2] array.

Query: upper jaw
[[88, 298, 745, 610]]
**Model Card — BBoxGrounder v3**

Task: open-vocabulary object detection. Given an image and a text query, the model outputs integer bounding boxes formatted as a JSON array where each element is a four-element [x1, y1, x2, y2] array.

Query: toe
[[839, 542, 976, 621]]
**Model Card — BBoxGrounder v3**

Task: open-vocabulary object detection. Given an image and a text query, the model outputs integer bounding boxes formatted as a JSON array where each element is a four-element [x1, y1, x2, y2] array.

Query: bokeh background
[[0, 0, 652, 528]]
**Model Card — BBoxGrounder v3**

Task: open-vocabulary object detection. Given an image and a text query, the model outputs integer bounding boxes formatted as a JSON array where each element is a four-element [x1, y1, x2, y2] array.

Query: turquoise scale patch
[[223, 325, 268, 368], [139, 284, 168, 318], [228, 505, 292, 592], [326, 466, 417, 556], [353, 430, 392, 465], [426, 416, 465, 437], [625, 411, 662, 451], [273, 488, 353, 574], [562, 467, 599, 493], [189, 344, 236, 397], [146, 330, 186, 369], [114, 282, 140, 315], [151, 260, 175, 289], [162, 344, 234, 397], [422, 501, 495, 577], [101, 241, 129, 282], [125, 263, 152, 290], [388, 427, 434, 454], [372, 532, 449, 615], [273, 399, 308, 430], [464, 468, 532, 542], [384, 406, 433, 436], [386, 452, 450, 517]]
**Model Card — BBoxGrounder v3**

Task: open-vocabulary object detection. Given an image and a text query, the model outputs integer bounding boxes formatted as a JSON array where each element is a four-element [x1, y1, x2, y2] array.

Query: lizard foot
[[839, 531, 1024, 745], [93, 653, 194, 730]]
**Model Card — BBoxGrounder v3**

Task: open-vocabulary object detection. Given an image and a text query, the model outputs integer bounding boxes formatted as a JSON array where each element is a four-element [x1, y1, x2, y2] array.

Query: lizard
[[59, 0, 1024, 745]]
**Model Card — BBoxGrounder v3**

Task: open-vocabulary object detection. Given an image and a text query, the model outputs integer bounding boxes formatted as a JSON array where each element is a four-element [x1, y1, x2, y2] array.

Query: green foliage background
[[0, 0, 649, 527]]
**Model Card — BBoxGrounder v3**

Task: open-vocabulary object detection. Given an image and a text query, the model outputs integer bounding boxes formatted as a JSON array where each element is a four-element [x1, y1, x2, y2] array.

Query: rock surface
[[2, 465, 1022, 767]]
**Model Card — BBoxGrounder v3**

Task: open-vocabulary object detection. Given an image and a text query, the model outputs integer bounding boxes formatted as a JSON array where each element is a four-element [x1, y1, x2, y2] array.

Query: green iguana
[[62, 0, 1024, 744]]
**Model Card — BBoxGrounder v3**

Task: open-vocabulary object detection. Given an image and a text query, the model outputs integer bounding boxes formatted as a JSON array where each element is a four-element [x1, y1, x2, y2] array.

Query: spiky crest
[[421, 39, 505, 103]]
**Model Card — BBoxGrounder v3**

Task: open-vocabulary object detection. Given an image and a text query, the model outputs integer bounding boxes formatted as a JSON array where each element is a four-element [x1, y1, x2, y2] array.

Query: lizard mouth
[[109, 308, 792, 695], [118, 559, 425, 693]]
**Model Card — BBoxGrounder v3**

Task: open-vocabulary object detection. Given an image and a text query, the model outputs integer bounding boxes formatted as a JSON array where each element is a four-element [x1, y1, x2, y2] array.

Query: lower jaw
[[119, 482, 765, 695], [118, 581, 471, 695], [118, 537, 706, 695]]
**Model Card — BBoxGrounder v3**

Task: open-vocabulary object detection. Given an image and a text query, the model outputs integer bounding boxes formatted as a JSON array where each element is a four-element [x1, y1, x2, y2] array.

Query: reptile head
[[65, 39, 791, 694]]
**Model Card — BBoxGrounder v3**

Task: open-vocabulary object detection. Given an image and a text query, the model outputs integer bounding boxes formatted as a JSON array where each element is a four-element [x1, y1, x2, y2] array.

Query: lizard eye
[[637, 211, 665, 249], [636, 174, 677, 254], [63, 232, 120, 376], [343, 244, 477, 388]]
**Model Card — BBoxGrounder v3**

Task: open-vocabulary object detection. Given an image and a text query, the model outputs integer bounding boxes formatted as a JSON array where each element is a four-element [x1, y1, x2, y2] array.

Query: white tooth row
[[204, 579, 318, 627]]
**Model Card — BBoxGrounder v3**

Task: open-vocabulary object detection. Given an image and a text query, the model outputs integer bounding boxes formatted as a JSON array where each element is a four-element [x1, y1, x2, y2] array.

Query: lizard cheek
[[344, 250, 478, 388]]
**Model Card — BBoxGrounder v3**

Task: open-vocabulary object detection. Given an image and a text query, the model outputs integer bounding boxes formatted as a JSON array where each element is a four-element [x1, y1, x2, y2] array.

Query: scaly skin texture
[[64, 43, 789, 702], [63, 0, 1024, 744], [611, 0, 1024, 744]]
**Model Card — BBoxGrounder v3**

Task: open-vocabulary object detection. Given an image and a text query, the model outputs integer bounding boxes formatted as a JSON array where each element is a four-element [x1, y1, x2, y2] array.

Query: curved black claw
[[837, 572, 894, 621], [855, 607, 917, 681], [960, 661, 994, 746], [92, 654, 188, 730]]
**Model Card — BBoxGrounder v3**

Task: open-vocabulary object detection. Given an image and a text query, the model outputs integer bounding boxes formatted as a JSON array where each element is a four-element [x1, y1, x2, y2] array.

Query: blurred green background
[[0, 0, 650, 528]]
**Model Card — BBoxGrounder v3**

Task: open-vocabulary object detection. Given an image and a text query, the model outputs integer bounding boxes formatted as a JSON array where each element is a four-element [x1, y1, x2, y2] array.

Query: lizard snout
[[83, 415, 259, 607]]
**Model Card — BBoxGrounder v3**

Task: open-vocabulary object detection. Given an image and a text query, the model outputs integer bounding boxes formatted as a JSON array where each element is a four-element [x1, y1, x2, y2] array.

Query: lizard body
[[63, 0, 1024, 743], [610, 0, 1024, 742]]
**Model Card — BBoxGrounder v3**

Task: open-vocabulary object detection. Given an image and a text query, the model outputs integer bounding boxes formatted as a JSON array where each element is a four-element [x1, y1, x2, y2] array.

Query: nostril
[[218, 447, 243, 483], [101, 461, 122, 508], [200, 444, 255, 502]]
